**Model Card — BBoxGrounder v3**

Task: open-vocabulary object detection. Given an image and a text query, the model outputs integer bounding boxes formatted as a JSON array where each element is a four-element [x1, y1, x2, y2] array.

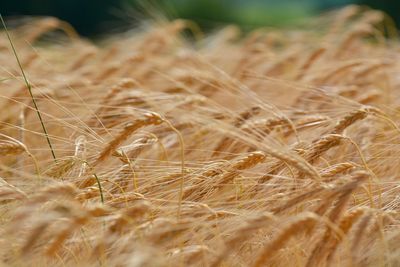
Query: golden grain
[[94, 112, 164, 164], [0, 6, 399, 266]]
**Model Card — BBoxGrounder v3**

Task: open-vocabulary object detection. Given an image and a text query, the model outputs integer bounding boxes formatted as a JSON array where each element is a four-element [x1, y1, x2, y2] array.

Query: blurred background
[[1, 0, 398, 37]]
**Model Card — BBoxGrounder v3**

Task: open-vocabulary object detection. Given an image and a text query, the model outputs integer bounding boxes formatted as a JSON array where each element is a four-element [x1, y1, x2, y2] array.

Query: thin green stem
[[93, 173, 105, 204], [0, 77, 13, 82], [80, 159, 104, 204], [1, 14, 57, 162]]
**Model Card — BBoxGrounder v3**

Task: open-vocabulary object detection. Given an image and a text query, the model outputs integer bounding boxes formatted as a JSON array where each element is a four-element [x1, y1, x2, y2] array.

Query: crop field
[[0, 5, 400, 266]]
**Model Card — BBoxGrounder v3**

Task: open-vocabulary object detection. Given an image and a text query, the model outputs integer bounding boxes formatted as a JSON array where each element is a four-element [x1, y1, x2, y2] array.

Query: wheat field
[[0, 5, 400, 266]]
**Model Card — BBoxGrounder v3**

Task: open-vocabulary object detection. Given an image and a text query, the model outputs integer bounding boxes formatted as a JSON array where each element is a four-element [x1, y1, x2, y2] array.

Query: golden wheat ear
[[94, 112, 164, 165]]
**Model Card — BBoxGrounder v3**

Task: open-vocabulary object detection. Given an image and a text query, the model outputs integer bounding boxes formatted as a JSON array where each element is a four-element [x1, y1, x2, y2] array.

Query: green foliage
[[126, 0, 315, 30], [2, 0, 399, 35]]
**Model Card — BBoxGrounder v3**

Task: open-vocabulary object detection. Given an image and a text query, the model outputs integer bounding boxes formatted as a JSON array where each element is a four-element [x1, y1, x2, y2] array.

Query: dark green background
[[1, 0, 398, 36]]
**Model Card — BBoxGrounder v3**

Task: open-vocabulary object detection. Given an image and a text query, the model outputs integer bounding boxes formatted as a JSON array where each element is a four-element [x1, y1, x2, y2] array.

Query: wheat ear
[[320, 162, 356, 179], [325, 208, 366, 264], [216, 151, 266, 187], [332, 106, 371, 134], [304, 134, 342, 164], [0, 133, 41, 176], [0, 140, 25, 156], [94, 112, 164, 165], [213, 106, 261, 156], [211, 212, 275, 267], [351, 212, 374, 257], [306, 172, 369, 267], [241, 117, 289, 140], [252, 213, 319, 267], [296, 47, 326, 79]]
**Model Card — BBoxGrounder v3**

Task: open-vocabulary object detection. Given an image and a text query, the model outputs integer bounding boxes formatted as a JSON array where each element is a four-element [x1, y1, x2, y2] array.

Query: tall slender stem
[[1, 14, 57, 162]]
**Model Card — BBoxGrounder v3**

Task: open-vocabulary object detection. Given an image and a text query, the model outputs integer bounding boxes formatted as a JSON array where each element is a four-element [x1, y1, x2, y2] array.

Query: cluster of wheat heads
[[1, 5, 400, 266]]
